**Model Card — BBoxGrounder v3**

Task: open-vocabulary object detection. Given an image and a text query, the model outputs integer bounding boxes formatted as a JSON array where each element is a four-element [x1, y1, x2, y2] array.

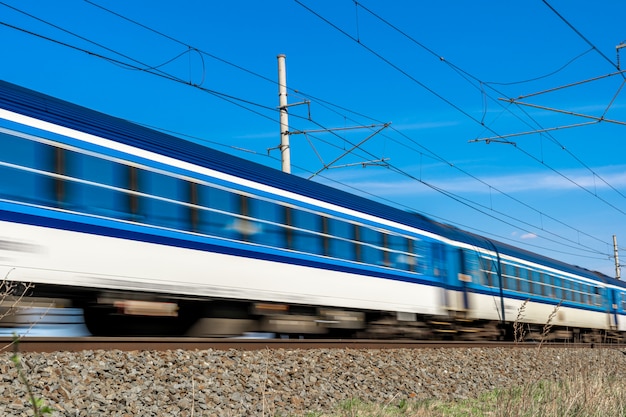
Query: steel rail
[[0, 337, 608, 353]]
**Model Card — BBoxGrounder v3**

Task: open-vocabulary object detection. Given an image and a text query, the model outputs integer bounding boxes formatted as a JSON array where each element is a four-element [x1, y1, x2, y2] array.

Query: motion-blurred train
[[0, 80, 624, 341]]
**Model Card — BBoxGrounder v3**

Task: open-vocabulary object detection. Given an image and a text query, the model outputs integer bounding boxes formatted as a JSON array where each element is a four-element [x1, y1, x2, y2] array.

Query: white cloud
[[326, 165, 626, 198], [520, 233, 538, 239]]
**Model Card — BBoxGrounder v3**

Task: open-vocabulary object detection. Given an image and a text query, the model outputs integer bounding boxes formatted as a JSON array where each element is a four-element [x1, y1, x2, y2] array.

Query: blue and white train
[[0, 80, 625, 340]]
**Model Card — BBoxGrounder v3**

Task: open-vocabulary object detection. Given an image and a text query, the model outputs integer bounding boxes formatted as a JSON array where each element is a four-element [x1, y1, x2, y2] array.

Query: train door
[[609, 288, 619, 330], [431, 242, 453, 314], [455, 248, 471, 312], [434, 242, 468, 315]]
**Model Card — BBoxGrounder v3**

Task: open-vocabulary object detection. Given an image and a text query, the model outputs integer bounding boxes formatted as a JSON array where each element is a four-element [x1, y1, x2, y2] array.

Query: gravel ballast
[[1, 347, 625, 416]]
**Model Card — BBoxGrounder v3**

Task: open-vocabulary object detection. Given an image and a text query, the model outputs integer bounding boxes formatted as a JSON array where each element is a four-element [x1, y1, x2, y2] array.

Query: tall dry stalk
[[0, 269, 37, 353], [0, 268, 34, 321], [513, 299, 528, 343], [538, 302, 561, 349]]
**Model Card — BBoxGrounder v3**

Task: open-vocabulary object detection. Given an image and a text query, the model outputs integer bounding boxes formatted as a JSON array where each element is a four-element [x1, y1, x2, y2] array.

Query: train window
[[539, 276, 547, 296], [529, 272, 537, 294], [52, 147, 66, 205], [382, 234, 394, 268], [552, 276, 562, 300], [500, 264, 513, 290], [386, 234, 408, 270], [480, 258, 493, 286], [502, 264, 516, 290], [320, 216, 330, 256], [250, 198, 284, 248], [291, 209, 322, 255], [535, 282, 544, 296], [514, 267, 522, 292], [522, 269, 529, 292], [405, 239, 420, 273], [188, 182, 199, 231], [482, 258, 499, 287], [594, 287, 602, 306], [546, 275, 555, 298], [0, 131, 40, 168], [529, 271, 537, 295], [572, 282, 581, 303], [0, 133, 76, 205], [141, 170, 186, 229], [381, 233, 390, 266], [127, 166, 140, 217], [500, 264, 508, 289], [0, 133, 59, 205], [283, 206, 294, 249], [359, 227, 382, 266], [233, 195, 258, 242], [65, 152, 127, 217], [380, 234, 406, 269], [582, 285, 591, 305], [579, 284, 586, 304], [431, 243, 447, 278], [486, 269, 494, 287], [197, 185, 237, 240], [563, 280, 573, 301], [328, 218, 355, 261], [353, 225, 362, 262], [529, 271, 536, 294], [577, 282, 583, 303]]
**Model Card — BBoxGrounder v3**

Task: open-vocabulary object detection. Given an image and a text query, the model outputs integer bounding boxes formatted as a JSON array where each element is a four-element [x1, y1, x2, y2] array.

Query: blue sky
[[2, 1, 626, 276]]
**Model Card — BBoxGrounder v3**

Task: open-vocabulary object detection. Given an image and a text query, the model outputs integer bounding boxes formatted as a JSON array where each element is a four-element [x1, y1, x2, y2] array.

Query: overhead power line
[[542, 0, 623, 74], [294, 0, 626, 239], [350, 0, 626, 211]]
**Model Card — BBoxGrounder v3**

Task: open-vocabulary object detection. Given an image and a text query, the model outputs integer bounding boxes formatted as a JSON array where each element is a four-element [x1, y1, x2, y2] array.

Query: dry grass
[[293, 353, 626, 416], [287, 303, 626, 417], [513, 299, 528, 343]]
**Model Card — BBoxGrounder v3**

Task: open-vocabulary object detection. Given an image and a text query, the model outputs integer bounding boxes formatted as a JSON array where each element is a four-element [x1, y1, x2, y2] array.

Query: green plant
[[10, 334, 53, 416]]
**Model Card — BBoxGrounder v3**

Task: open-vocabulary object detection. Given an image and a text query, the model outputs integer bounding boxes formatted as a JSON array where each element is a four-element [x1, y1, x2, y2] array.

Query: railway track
[[0, 337, 608, 353]]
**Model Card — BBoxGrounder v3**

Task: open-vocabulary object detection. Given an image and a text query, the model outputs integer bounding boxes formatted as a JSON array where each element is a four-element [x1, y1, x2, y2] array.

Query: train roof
[[0, 80, 617, 286]]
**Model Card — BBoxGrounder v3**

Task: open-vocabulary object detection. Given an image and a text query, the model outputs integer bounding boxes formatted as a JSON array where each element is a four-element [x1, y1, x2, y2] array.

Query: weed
[[538, 302, 561, 349], [513, 299, 529, 343], [10, 334, 53, 416]]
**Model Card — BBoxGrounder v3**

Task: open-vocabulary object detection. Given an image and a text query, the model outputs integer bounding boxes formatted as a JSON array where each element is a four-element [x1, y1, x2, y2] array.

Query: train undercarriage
[[1, 286, 624, 343]]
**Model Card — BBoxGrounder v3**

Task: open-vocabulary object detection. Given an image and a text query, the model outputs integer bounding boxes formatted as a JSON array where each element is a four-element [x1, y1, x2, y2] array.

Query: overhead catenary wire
[[82, 0, 617, 258], [349, 0, 626, 208], [299, 90, 611, 249], [84, 0, 626, 227], [83, 0, 278, 86], [294, 0, 626, 242], [542, 0, 624, 75]]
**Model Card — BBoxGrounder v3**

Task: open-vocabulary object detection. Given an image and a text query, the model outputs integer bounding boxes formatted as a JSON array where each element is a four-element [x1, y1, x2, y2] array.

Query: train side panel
[[0, 219, 447, 316]]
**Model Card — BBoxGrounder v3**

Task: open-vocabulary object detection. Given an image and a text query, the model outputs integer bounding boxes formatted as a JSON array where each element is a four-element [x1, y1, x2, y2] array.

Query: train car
[[0, 80, 624, 340]]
